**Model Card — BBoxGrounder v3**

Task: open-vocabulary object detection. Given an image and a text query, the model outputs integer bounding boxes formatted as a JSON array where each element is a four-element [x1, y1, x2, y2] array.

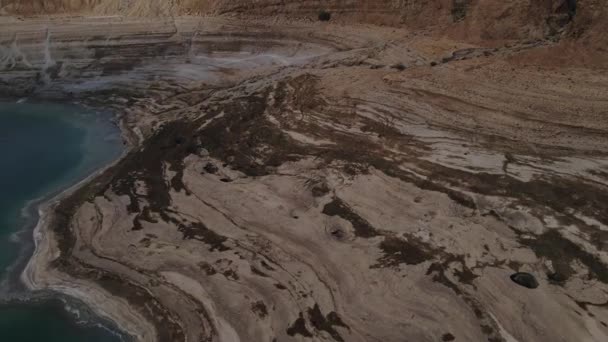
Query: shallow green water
[[0, 102, 124, 342]]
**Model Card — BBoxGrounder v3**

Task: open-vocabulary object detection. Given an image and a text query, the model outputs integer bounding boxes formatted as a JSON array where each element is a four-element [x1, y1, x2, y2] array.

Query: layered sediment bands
[[3, 13, 608, 342], [2, 0, 607, 42]]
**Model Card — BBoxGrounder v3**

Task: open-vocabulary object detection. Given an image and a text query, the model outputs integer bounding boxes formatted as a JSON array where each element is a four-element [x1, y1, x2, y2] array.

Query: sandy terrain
[[1, 3, 608, 341]]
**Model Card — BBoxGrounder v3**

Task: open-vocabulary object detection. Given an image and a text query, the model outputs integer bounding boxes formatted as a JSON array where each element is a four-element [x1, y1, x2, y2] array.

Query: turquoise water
[[0, 102, 124, 341]]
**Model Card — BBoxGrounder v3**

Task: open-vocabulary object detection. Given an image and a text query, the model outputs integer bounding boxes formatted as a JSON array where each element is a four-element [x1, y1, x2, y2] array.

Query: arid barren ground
[[2, 1, 608, 341]]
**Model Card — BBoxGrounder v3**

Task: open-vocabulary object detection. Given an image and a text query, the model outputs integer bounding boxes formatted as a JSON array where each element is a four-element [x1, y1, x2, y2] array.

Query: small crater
[[318, 10, 331, 22], [322, 198, 378, 238], [325, 222, 351, 242], [290, 208, 303, 219], [390, 63, 406, 71], [174, 136, 185, 145], [510, 272, 539, 289], [329, 227, 345, 239], [442, 333, 456, 341]]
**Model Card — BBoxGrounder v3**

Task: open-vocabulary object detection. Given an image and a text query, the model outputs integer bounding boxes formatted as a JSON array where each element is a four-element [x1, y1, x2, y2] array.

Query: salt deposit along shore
[[0, 101, 126, 341], [20, 114, 150, 341]]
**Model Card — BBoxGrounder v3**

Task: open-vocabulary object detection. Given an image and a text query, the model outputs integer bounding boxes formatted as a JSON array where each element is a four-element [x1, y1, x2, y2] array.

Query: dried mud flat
[[2, 14, 608, 342]]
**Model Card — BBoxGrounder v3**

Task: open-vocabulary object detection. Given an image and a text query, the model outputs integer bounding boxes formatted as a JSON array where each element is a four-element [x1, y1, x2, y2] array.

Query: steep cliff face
[[1, 0, 601, 42]]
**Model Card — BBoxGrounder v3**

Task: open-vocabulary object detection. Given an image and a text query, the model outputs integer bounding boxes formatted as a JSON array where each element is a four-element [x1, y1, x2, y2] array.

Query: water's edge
[[0, 99, 134, 341]]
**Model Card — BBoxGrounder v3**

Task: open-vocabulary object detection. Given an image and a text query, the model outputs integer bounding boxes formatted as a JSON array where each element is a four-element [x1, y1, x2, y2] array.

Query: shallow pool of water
[[0, 102, 124, 342]]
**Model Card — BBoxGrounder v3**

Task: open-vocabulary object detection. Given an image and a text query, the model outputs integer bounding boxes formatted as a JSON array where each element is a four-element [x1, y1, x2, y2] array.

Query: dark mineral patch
[[251, 301, 268, 318], [510, 272, 539, 289], [322, 198, 378, 238], [203, 162, 219, 174], [287, 313, 313, 337], [178, 222, 229, 252], [454, 263, 478, 285], [390, 63, 406, 71], [222, 269, 239, 281], [373, 236, 434, 268], [318, 10, 331, 22], [307, 304, 349, 342], [442, 333, 456, 341], [426, 262, 462, 295], [310, 181, 330, 197], [451, 0, 469, 22], [519, 230, 608, 284], [547, 272, 567, 284], [198, 90, 305, 177], [250, 266, 269, 277], [274, 283, 287, 290], [198, 262, 217, 276]]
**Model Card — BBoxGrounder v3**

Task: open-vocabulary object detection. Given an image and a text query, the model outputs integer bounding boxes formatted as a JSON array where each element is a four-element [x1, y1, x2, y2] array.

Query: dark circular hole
[[318, 10, 331, 22], [510, 272, 539, 289]]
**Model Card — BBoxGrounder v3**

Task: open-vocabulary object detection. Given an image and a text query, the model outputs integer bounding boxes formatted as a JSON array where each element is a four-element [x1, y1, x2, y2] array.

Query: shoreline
[[3, 100, 151, 341], [3, 103, 126, 291]]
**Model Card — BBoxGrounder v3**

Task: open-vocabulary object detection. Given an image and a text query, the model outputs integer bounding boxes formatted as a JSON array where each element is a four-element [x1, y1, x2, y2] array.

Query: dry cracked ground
[[1, 4, 608, 342]]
